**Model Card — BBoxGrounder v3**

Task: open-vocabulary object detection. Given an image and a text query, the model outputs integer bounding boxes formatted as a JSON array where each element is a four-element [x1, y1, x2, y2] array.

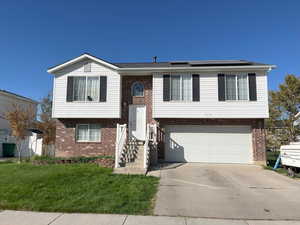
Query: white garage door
[[165, 125, 253, 164]]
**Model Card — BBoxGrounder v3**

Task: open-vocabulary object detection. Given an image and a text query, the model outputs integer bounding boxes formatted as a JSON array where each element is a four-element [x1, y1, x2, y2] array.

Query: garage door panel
[[165, 125, 252, 164]]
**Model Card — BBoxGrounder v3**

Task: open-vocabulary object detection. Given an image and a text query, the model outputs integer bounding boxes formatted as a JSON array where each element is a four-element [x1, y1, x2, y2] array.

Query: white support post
[[115, 123, 120, 168]]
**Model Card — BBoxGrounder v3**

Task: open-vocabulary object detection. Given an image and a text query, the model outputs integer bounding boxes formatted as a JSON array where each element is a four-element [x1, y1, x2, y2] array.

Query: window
[[225, 74, 248, 100], [73, 77, 100, 102], [86, 77, 99, 101], [76, 124, 101, 142], [73, 77, 86, 101], [131, 82, 144, 97], [170, 75, 192, 101]]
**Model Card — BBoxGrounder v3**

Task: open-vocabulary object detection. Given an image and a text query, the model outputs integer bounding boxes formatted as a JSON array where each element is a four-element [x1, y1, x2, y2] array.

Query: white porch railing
[[143, 123, 157, 169], [149, 123, 157, 144], [115, 124, 127, 168]]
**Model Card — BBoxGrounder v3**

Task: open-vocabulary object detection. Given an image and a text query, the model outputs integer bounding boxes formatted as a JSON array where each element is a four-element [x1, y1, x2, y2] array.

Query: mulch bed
[[32, 157, 115, 168]]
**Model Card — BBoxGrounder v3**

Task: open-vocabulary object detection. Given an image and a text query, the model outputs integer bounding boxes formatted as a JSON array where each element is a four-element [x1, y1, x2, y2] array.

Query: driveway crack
[[48, 213, 64, 225], [122, 215, 128, 225]]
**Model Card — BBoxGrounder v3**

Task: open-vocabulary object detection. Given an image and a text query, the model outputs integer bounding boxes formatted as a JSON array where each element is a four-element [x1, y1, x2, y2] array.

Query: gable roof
[[47, 53, 276, 74], [47, 53, 119, 73], [0, 90, 38, 104]]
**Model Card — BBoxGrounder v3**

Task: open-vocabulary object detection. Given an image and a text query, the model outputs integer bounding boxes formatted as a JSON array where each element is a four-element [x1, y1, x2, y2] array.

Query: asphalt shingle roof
[[0, 90, 38, 104], [113, 60, 267, 68]]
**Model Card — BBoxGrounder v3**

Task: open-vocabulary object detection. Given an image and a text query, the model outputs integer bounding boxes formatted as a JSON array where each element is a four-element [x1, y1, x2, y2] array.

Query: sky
[[0, 0, 299, 102]]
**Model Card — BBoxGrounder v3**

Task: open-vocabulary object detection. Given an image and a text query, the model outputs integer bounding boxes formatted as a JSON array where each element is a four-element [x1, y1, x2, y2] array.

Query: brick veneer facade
[[55, 118, 119, 157], [55, 75, 266, 164], [121, 76, 155, 124]]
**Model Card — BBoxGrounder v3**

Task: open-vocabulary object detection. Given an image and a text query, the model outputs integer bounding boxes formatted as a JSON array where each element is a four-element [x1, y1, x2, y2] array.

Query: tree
[[266, 74, 300, 150], [34, 93, 56, 154], [5, 104, 35, 162]]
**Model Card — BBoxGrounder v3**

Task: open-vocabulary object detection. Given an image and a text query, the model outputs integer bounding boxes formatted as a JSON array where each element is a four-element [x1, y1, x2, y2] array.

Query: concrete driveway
[[152, 163, 300, 220]]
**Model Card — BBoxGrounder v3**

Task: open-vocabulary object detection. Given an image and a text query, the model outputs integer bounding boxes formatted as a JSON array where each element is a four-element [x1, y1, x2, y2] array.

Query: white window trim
[[225, 74, 249, 101], [76, 124, 101, 142], [72, 76, 101, 102], [169, 74, 193, 102]]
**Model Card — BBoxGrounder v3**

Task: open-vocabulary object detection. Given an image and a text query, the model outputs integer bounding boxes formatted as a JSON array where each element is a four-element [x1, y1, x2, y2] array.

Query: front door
[[129, 105, 146, 140]]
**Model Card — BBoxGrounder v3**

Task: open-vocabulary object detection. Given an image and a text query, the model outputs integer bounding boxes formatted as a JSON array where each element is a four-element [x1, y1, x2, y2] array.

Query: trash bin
[[2, 143, 16, 157]]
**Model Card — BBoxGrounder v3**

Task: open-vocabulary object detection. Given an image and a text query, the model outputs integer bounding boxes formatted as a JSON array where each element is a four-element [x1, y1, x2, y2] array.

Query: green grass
[[0, 163, 159, 214]]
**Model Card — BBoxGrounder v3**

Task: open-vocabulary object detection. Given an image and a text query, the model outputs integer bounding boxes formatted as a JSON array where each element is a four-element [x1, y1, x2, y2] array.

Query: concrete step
[[113, 167, 147, 175], [126, 162, 144, 168]]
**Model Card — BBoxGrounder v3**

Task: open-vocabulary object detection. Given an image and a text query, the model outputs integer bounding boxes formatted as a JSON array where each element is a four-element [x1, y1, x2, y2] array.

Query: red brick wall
[[121, 76, 155, 124], [157, 118, 266, 163], [55, 119, 119, 157]]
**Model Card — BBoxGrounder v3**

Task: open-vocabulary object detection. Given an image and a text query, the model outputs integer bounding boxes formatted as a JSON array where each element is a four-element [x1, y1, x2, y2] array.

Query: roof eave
[[47, 54, 119, 74], [0, 91, 38, 105]]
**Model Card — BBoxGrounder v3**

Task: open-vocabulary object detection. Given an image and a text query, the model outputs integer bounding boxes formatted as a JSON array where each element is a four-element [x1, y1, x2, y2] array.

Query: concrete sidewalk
[[0, 210, 300, 225]]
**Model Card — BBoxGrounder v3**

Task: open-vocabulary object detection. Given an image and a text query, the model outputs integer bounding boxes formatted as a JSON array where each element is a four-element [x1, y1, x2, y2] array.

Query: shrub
[[32, 155, 114, 168]]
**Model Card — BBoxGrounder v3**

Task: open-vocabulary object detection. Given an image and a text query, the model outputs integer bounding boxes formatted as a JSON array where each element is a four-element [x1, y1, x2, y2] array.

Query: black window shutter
[[192, 74, 200, 101], [99, 76, 107, 102], [66, 76, 74, 102], [163, 75, 170, 101], [248, 73, 257, 101], [218, 74, 225, 101]]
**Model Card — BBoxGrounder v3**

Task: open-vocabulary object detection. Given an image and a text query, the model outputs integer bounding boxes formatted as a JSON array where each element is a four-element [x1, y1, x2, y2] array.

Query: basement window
[[76, 124, 101, 142]]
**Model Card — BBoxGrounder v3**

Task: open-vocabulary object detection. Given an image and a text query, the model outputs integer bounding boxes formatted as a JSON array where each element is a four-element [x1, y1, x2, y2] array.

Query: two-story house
[[48, 53, 275, 171]]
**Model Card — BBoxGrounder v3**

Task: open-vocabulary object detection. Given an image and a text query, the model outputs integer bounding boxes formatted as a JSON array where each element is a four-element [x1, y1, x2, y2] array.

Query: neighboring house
[[0, 90, 38, 135], [48, 53, 275, 169], [0, 90, 40, 157]]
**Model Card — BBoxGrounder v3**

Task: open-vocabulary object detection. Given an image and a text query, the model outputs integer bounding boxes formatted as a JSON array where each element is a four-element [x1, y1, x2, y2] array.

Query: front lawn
[[0, 163, 159, 214]]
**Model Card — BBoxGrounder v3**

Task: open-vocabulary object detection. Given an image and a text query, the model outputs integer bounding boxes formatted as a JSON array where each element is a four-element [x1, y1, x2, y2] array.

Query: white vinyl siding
[[76, 124, 101, 142], [52, 60, 121, 118], [153, 71, 269, 118], [84, 62, 91, 72], [0, 92, 37, 134]]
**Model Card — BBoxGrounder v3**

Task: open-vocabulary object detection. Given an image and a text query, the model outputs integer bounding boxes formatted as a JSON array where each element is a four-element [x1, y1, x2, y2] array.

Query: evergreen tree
[[267, 74, 300, 150]]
